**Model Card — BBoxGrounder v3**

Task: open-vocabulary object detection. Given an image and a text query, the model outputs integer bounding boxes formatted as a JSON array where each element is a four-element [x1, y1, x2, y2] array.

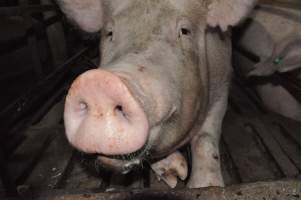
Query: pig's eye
[[177, 19, 192, 39], [106, 31, 113, 41], [180, 28, 191, 36]]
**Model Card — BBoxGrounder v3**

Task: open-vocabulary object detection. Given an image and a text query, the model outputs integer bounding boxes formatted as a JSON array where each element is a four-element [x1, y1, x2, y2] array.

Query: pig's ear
[[207, 0, 257, 31], [56, 0, 103, 32], [248, 39, 301, 77]]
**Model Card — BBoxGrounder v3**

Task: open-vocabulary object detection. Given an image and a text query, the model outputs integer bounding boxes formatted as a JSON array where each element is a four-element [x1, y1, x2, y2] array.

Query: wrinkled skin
[[234, 4, 301, 122], [58, 0, 256, 188]]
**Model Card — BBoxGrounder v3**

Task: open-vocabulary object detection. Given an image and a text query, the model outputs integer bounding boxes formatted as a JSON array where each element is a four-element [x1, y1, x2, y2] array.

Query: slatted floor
[[1, 79, 301, 197]]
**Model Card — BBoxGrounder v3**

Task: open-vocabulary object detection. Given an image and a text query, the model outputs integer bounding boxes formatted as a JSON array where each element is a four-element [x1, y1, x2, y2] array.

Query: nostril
[[79, 102, 88, 110], [116, 105, 123, 112], [78, 101, 88, 116], [115, 105, 127, 119]]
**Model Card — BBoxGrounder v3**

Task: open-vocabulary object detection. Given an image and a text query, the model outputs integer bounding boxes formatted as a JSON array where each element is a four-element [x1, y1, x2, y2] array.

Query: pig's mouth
[[96, 142, 151, 174]]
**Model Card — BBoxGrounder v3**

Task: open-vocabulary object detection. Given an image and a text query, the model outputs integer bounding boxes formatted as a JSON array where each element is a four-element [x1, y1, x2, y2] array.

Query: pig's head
[[60, 0, 256, 173]]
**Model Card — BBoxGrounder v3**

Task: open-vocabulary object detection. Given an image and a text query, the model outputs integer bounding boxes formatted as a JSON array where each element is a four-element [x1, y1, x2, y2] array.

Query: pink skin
[[64, 69, 149, 155]]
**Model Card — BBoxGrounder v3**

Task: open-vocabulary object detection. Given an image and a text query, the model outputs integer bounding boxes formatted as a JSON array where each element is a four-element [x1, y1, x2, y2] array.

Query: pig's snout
[[64, 69, 149, 156]]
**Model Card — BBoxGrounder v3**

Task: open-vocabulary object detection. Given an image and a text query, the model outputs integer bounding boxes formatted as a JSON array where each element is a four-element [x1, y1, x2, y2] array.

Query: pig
[[234, 4, 301, 121], [57, 0, 256, 188]]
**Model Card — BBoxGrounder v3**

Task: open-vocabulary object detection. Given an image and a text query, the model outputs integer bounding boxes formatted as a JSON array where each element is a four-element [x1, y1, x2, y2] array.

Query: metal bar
[[27, 33, 44, 79], [0, 47, 95, 145], [259, 0, 301, 11], [19, 0, 44, 79], [0, 47, 96, 197], [0, 15, 62, 57], [5, 180, 301, 200], [0, 5, 58, 16], [0, 148, 16, 196]]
